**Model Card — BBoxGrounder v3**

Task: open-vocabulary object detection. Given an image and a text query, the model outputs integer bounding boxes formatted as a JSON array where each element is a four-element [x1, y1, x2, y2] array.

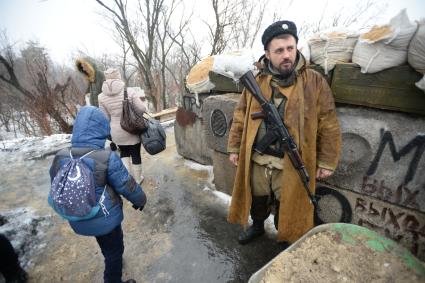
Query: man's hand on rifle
[[229, 153, 239, 166], [316, 168, 333, 180]]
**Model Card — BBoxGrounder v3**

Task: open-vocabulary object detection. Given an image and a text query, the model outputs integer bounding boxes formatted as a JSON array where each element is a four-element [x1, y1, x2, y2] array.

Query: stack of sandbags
[[185, 50, 256, 94], [352, 9, 418, 73], [309, 29, 358, 74], [211, 50, 256, 80], [186, 56, 216, 94], [408, 19, 425, 91]]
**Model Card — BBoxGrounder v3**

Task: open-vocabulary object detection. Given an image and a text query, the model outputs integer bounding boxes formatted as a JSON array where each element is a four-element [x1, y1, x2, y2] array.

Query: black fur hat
[[261, 20, 298, 50]]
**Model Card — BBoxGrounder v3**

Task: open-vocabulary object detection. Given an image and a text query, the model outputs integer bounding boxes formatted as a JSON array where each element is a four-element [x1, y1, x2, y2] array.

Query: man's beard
[[277, 60, 295, 78]]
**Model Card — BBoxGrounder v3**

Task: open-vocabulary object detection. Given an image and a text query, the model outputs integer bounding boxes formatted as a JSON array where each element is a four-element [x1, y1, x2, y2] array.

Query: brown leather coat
[[227, 57, 341, 243]]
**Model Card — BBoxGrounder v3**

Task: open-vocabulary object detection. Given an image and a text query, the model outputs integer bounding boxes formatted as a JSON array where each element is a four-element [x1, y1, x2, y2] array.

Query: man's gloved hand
[[132, 204, 145, 212], [110, 142, 117, 151]]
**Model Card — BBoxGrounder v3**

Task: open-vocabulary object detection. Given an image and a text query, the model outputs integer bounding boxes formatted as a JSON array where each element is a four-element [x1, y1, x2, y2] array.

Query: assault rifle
[[239, 71, 317, 208]]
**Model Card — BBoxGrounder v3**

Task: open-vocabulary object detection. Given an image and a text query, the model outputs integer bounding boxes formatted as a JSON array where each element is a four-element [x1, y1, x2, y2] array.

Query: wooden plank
[[331, 64, 425, 116], [149, 107, 177, 122]]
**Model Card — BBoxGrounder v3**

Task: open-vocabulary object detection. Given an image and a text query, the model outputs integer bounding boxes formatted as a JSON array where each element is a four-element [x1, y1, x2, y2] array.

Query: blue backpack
[[49, 150, 108, 221]]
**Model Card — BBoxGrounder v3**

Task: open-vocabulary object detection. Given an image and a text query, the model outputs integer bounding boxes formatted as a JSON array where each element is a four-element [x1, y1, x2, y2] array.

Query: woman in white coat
[[98, 68, 147, 184]]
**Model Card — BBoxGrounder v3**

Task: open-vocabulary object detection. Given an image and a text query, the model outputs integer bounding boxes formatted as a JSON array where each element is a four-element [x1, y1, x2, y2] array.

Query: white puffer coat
[[98, 79, 147, 145]]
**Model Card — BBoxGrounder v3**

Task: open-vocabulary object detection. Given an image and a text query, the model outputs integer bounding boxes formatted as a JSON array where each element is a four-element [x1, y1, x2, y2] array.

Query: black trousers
[[118, 143, 141, 164], [0, 234, 25, 282], [95, 225, 124, 283]]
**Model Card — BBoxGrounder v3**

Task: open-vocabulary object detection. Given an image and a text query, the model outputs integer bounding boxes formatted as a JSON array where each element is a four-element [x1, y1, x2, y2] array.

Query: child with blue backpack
[[48, 106, 146, 283]]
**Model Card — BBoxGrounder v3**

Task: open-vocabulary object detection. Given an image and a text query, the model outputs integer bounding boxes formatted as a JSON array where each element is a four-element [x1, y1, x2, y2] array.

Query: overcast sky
[[0, 0, 424, 64]]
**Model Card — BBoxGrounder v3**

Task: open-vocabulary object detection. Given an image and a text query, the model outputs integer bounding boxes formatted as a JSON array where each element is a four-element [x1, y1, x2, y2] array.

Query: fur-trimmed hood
[[76, 58, 97, 83]]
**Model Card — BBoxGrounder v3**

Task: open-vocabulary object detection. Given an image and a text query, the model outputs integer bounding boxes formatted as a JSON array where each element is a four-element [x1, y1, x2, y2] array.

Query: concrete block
[[202, 93, 240, 153], [212, 150, 236, 195], [174, 93, 213, 165], [329, 106, 425, 213]]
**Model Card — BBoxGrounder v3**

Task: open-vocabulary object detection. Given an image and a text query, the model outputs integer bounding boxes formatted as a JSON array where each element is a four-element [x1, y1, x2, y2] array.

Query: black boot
[[238, 196, 270, 245], [238, 219, 265, 245]]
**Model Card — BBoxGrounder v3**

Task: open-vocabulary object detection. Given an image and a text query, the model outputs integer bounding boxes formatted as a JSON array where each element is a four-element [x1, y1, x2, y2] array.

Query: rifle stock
[[239, 71, 317, 207]]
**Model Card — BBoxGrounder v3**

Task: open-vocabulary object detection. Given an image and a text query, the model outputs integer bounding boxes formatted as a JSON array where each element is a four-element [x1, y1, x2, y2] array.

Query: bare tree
[[295, 0, 387, 38], [0, 36, 81, 135], [168, 29, 201, 73], [96, 0, 166, 111], [230, 0, 266, 49], [155, 0, 192, 109], [205, 0, 242, 55], [166, 30, 202, 104]]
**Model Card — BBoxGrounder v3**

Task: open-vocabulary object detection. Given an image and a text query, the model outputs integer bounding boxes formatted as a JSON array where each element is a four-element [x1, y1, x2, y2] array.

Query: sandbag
[[211, 50, 255, 80], [298, 39, 311, 64], [352, 9, 417, 73], [309, 29, 358, 74], [408, 20, 425, 74], [185, 51, 256, 94], [186, 56, 216, 94]]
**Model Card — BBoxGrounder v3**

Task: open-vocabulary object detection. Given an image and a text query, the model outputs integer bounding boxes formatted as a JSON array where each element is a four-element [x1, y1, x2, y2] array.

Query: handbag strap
[[123, 88, 128, 100]]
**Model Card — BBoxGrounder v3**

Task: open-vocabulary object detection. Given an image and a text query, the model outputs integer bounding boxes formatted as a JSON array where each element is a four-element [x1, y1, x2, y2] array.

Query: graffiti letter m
[[366, 129, 425, 185]]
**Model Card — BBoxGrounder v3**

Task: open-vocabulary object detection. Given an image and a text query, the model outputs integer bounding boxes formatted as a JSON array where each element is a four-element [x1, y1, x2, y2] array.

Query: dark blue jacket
[[49, 106, 146, 236]]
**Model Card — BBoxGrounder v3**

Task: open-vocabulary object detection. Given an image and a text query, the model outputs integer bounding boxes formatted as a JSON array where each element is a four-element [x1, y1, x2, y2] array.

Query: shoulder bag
[[120, 88, 148, 134]]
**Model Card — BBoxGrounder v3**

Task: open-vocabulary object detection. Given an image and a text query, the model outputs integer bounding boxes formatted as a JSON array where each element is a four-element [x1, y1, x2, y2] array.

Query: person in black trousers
[[0, 234, 27, 283]]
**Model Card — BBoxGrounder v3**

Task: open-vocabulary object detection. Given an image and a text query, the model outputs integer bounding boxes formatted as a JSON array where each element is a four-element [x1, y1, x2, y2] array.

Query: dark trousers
[[95, 225, 124, 283], [118, 143, 142, 164], [0, 234, 26, 283]]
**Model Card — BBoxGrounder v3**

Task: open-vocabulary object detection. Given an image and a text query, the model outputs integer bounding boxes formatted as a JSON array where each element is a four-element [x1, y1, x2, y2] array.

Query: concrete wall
[[329, 106, 425, 213]]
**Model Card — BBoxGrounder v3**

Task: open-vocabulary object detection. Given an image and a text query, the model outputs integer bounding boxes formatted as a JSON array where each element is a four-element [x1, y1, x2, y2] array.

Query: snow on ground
[[183, 158, 214, 185], [203, 187, 231, 206], [203, 186, 277, 236], [0, 208, 51, 269], [183, 159, 213, 171], [0, 119, 174, 163], [0, 134, 71, 162]]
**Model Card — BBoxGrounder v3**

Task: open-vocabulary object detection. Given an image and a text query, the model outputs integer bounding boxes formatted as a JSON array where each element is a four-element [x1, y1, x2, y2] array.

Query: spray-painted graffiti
[[361, 176, 420, 209], [355, 197, 425, 258], [366, 129, 425, 185]]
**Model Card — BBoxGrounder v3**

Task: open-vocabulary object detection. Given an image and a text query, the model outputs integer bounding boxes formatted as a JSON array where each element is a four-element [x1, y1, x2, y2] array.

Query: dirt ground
[[26, 164, 173, 283], [260, 229, 425, 283]]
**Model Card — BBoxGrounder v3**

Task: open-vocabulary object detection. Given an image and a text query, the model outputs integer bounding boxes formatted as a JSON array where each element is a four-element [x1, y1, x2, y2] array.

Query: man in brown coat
[[227, 20, 341, 245]]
